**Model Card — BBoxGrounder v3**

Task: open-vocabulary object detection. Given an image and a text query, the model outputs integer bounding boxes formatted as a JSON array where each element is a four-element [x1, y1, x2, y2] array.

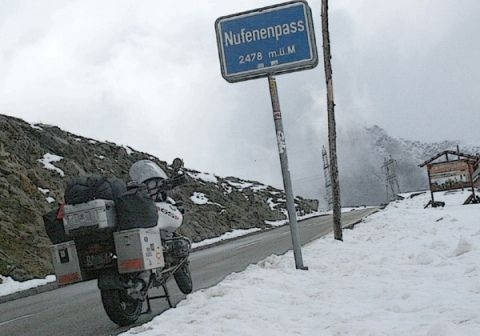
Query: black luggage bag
[[115, 188, 158, 231], [65, 175, 126, 205]]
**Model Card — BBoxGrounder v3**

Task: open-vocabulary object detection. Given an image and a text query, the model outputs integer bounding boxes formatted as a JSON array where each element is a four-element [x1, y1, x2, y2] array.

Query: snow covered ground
[[0, 275, 56, 297], [121, 190, 480, 336]]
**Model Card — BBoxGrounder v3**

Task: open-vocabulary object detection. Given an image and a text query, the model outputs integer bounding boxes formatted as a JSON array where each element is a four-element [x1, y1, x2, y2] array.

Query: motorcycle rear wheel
[[174, 262, 193, 294], [100, 289, 142, 326]]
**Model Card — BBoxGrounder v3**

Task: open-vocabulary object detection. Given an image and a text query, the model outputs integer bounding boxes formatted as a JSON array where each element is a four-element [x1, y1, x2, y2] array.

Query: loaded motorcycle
[[44, 158, 192, 326]]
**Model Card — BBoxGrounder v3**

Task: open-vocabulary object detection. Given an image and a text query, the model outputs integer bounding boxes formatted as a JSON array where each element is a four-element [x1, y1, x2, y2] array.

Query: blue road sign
[[215, 1, 318, 82]]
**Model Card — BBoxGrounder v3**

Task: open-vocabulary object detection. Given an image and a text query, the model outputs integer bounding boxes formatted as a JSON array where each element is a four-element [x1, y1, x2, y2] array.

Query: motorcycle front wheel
[[174, 262, 193, 294], [100, 289, 142, 326]]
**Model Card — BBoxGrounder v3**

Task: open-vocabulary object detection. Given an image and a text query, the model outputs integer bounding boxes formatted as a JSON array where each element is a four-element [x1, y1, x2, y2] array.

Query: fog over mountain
[[303, 125, 480, 208]]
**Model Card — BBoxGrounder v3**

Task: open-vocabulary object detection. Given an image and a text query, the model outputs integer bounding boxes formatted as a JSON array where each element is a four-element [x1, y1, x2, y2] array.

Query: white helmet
[[129, 160, 167, 184]]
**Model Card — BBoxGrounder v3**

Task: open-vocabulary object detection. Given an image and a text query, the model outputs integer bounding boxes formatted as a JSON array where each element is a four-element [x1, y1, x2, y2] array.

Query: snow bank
[[191, 210, 321, 248], [0, 275, 56, 297], [265, 211, 321, 227], [38, 153, 65, 177], [122, 190, 480, 336], [316, 206, 375, 216], [191, 228, 261, 249]]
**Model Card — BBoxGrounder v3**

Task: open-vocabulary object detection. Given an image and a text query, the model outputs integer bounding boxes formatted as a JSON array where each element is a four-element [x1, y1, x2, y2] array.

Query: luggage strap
[[90, 177, 107, 200]]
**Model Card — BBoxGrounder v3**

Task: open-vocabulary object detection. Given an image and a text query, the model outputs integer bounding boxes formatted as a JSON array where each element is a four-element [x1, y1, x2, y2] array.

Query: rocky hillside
[[0, 114, 318, 281]]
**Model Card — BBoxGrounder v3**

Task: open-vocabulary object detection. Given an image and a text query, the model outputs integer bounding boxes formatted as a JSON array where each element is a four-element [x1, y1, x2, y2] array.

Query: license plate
[[85, 254, 109, 268]]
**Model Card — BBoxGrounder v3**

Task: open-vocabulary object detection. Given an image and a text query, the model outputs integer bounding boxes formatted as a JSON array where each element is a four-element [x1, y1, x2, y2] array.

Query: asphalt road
[[0, 208, 377, 336]]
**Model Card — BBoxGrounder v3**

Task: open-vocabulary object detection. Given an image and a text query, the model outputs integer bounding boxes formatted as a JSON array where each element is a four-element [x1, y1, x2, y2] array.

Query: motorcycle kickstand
[[144, 295, 152, 315], [162, 284, 173, 308], [142, 283, 174, 313]]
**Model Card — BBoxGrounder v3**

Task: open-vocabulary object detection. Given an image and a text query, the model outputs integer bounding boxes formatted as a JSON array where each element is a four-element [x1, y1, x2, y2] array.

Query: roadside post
[[215, 0, 318, 270]]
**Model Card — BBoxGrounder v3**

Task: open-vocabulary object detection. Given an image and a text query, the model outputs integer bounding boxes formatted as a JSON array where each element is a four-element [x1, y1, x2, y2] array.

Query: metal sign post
[[216, 0, 318, 270], [268, 75, 307, 270]]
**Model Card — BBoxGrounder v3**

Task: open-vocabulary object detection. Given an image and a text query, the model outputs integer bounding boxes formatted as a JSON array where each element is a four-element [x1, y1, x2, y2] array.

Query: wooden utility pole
[[321, 0, 342, 241]]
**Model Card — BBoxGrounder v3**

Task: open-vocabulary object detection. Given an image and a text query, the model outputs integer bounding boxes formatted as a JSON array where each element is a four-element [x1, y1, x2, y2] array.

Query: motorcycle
[[47, 158, 193, 326]]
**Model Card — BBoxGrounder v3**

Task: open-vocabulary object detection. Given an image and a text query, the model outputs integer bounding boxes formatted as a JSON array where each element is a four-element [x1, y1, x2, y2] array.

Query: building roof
[[419, 150, 479, 167]]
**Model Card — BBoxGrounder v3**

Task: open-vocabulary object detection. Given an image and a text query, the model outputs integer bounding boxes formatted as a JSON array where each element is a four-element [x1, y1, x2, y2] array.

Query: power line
[[382, 156, 401, 202]]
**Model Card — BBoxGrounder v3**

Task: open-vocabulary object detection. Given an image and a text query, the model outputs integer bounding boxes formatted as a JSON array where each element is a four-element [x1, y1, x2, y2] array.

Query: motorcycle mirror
[[172, 158, 184, 172]]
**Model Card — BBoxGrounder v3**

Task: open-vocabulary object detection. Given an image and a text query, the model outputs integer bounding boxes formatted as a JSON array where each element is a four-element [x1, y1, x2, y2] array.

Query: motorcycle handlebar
[[163, 173, 187, 191]]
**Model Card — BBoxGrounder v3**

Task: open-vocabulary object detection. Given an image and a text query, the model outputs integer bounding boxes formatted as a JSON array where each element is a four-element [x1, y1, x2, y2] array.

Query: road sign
[[215, 1, 318, 83], [215, 1, 317, 270]]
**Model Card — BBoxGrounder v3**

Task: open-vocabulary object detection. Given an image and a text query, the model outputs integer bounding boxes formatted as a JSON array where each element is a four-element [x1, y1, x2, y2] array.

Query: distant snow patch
[[0, 275, 56, 297], [188, 171, 218, 184], [88, 139, 97, 144], [192, 228, 261, 249], [221, 183, 233, 194], [38, 153, 65, 177], [95, 155, 105, 159], [46, 197, 55, 204], [191, 192, 209, 205], [266, 198, 279, 211], [38, 187, 50, 195], [226, 180, 253, 190], [190, 192, 224, 207], [251, 184, 268, 192], [29, 123, 42, 130], [123, 145, 133, 155]]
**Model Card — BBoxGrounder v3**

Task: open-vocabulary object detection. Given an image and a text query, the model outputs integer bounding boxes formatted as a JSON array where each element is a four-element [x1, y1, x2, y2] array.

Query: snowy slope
[[121, 190, 480, 336]]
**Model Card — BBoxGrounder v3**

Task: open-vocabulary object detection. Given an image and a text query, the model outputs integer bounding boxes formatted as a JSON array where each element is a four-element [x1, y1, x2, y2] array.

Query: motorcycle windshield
[[129, 160, 168, 183]]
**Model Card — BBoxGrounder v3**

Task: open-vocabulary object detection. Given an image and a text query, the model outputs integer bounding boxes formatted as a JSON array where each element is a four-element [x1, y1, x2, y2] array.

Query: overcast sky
[[1, 0, 479, 197]]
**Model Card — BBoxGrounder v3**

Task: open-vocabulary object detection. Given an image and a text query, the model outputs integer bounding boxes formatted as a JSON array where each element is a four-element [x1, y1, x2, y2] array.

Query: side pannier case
[[114, 227, 165, 274], [50, 241, 83, 286]]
